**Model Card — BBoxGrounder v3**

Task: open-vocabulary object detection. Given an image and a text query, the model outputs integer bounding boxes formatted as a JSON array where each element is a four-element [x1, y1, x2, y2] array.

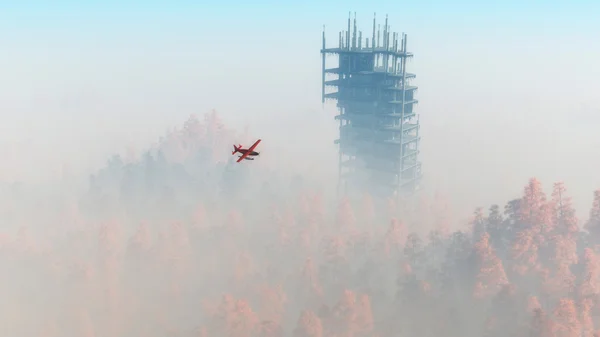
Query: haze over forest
[[1, 2, 600, 337]]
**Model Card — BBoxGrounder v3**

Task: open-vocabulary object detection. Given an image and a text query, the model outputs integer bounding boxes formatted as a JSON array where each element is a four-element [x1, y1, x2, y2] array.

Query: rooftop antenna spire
[[321, 24, 326, 105], [347, 11, 351, 50], [352, 12, 357, 49], [372, 12, 376, 51], [384, 14, 389, 50]]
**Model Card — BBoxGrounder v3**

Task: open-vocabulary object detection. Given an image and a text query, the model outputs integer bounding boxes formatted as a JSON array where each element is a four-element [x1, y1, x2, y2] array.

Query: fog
[[1, 2, 600, 337], [2, 3, 600, 212]]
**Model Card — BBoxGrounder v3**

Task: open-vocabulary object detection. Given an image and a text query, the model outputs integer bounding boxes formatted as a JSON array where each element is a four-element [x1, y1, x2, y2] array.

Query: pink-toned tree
[[404, 232, 424, 267], [414, 196, 431, 226], [310, 193, 326, 228], [319, 235, 352, 292], [578, 248, 600, 300], [585, 190, 600, 241], [485, 284, 526, 337], [293, 310, 323, 337], [543, 234, 578, 297], [395, 266, 437, 337], [387, 196, 398, 221], [297, 227, 314, 253], [580, 298, 595, 337], [553, 298, 582, 337], [297, 193, 313, 225], [208, 295, 259, 337], [346, 230, 372, 259], [528, 296, 542, 311], [127, 222, 152, 258], [230, 299, 260, 337], [330, 289, 358, 336], [234, 251, 257, 289], [511, 225, 541, 276], [551, 182, 579, 237], [471, 207, 487, 241], [529, 308, 555, 337], [336, 196, 356, 232], [166, 221, 192, 302], [383, 218, 407, 258], [296, 257, 323, 309], [511, 179, 554, 276], [97, 220, 121, 259], [520, 178, 550, 230], [257, 284, 287, 325], [486, 204, 509, 256], [473, 232, 509, 299], [355, 293, 375, 336], [257, 320, 284, 337]]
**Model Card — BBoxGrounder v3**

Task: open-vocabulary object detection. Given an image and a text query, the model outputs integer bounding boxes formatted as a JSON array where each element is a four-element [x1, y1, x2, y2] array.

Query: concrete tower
[[321, 13, 422, 199]]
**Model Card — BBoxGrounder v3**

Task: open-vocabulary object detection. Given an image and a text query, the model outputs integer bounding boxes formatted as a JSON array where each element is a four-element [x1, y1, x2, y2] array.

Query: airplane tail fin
[[232, 145, 239, 155]]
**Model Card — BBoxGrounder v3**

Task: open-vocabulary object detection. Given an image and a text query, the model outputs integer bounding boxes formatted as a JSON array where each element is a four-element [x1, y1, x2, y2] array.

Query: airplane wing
[[247, 139, 262, 152], [236, 151, 250, 163]]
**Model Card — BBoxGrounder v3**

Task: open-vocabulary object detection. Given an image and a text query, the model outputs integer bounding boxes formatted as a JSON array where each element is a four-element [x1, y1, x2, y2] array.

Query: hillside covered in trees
[[2, 112, 600, 337]]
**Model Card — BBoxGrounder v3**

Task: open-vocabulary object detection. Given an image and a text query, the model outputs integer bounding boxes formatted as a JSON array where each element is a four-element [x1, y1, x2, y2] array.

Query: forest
[[2, 111, 600, 337]]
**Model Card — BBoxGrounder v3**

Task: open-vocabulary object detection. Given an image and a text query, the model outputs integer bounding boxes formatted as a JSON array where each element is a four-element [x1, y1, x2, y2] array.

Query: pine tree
[[552, 182, 579, 237], [577, 248, 600, 299], [585, 190, 600, 241], [383, 218, 407, 258], [473, 232, 509, 299], [553, 298, 581, 337], [293, 310, 323, 337]]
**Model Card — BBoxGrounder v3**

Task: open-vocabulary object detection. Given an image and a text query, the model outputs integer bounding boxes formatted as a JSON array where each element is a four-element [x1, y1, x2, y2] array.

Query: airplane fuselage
[[238, 149, 259, 156]]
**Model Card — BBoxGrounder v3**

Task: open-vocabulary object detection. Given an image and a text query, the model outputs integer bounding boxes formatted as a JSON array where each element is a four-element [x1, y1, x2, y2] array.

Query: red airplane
[[232, 139, 261, 163]]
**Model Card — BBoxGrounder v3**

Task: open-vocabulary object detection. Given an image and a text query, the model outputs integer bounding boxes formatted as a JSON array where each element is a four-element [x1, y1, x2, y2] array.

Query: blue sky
[[2, 0, 598, 34], [0, 0, 599, 211]]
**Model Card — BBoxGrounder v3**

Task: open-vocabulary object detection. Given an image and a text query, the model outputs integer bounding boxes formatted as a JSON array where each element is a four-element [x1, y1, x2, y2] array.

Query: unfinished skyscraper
[[321, 13, 422, 199]]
